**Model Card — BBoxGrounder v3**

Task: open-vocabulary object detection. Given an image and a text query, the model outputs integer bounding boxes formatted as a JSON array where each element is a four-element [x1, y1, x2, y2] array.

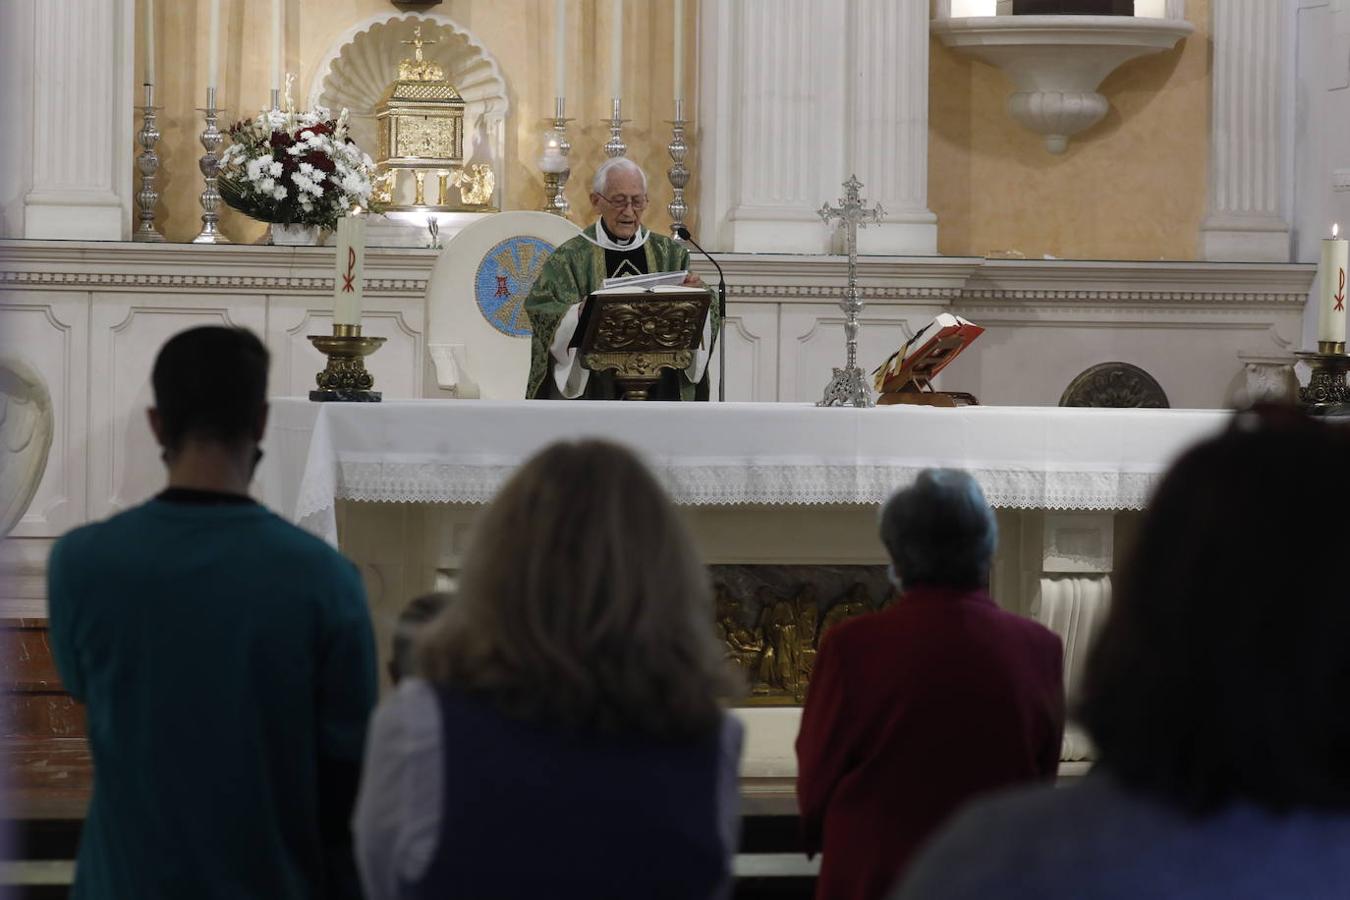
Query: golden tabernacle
[[372, 25, 494, 211]]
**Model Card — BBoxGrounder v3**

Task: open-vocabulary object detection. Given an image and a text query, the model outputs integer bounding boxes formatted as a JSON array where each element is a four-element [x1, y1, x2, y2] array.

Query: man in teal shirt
[[48, 326, 376, 899]]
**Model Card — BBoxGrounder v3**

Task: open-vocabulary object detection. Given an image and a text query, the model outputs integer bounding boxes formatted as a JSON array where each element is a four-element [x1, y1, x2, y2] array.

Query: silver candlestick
[[548, 98, 573, 217], [134, 83, 166, 242], [667, 99, 689, 237], [604, 98, 628, 158], [192, 87, 230, 244], [817, 175, 885, 408]]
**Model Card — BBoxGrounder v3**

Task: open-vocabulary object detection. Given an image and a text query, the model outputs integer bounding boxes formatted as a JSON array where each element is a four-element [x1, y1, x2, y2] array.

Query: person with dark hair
[[387, 591, 452, 685], [353, 439, 743, 900], [796, 469, 1064, 900], [47, 325, 377, 900], [891, 408, 1350, 899]]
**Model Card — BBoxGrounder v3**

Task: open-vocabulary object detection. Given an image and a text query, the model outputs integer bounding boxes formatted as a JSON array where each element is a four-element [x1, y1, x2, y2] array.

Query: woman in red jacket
[[795, 468, 1065, 900]]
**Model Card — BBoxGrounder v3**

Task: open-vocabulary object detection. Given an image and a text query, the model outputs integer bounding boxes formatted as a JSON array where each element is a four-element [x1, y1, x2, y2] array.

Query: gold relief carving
[[396, 117, 458, 162], [582, 349, 693, 378], [713, 566, 893, 705], [372, 169, 398, 205], [591, 300, 706, 352]]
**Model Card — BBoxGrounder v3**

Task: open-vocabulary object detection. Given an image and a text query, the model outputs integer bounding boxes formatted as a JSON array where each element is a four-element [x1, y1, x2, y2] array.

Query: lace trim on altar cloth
[[294, 460, 1159, 542]]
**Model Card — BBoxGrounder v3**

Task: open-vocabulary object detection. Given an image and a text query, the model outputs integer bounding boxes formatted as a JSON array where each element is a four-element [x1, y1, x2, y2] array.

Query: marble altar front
[[261, 397, 1229, 777]]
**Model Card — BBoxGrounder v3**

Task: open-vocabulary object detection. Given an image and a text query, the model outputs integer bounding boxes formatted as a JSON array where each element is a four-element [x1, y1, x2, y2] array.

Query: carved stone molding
[[1237, 353, 1299, 406], [0, 271, 427, 297], [1060, 362, 1170, 408], [0, 357, 54, 536], [960, 289, 1308, 306]]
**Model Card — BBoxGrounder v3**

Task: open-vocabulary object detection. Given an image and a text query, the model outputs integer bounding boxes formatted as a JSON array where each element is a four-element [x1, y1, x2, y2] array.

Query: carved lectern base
[[573, 288, 712, 400]]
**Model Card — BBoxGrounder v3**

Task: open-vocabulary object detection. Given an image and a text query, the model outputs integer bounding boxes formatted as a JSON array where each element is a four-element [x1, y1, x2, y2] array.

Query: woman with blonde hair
[[353, 439, 744, 900]]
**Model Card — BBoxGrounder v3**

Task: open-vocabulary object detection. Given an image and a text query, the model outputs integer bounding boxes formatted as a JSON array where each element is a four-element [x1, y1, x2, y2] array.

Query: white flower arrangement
[[219, 107, 379, 229]]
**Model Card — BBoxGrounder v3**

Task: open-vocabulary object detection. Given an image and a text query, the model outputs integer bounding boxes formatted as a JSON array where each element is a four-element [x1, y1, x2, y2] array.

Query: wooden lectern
[[575, 289, 711, 400]]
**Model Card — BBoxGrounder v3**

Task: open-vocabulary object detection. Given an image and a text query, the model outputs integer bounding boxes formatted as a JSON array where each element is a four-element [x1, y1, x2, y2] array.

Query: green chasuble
[[524, 223, 719, 400]]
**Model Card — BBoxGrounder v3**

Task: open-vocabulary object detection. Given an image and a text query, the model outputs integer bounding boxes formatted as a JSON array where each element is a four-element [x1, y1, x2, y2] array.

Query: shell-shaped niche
[[309, 14, 510, 204]]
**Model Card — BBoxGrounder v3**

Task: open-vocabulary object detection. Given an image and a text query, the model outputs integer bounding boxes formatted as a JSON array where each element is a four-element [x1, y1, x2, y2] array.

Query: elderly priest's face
[[590, 166, 648, 241]]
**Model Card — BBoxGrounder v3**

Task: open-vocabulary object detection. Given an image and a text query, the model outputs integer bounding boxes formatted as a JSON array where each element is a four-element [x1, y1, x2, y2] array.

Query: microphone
[[674, 225, 728, 402]]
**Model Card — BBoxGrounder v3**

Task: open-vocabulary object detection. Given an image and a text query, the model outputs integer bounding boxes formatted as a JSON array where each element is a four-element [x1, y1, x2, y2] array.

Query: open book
[[872, 313, 984, 394], [598, 269, 690, 292]]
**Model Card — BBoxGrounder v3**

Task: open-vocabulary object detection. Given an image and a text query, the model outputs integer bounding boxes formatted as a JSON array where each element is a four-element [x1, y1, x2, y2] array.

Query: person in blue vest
[[353, 439, 744, 900], [47, 326, 377, 900]]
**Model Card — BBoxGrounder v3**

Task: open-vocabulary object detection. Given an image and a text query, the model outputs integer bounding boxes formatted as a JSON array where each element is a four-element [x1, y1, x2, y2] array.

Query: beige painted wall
[[140, 1, 1208, 258], [141, 0, 695, 243], [928, 0, 1211, 261]]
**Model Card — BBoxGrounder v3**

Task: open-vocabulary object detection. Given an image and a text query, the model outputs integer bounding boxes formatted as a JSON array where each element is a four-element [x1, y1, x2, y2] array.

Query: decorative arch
[[307, 13, 510, 207]]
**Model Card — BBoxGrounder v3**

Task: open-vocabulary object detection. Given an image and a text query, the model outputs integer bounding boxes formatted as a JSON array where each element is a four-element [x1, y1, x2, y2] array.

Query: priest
[[525, 158, 717, 400]]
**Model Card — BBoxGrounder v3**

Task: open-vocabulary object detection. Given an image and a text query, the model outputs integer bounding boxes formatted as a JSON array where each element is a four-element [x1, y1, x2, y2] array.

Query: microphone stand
[[675, 226, 728, 402]]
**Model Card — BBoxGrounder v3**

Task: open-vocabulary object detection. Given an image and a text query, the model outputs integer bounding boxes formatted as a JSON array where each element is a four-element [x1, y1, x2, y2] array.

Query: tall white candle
[[554, 0, 566, 101], [1318, 223, 1349, 347], [673, 0, 684, 103], [145, 0, 156, 85], [334, 215, 367, 327], [610, 0, 623, 100], [270, 0, 282, 95], [206, 0, 222, 92]]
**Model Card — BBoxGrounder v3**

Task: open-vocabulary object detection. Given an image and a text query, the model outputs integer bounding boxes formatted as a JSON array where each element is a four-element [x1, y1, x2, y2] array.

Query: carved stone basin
[[931, 14, 1194, 152]]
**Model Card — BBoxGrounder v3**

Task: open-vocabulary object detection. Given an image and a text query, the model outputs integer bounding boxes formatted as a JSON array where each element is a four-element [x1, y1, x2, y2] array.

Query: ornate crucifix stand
[[817, 175, 884, 407]]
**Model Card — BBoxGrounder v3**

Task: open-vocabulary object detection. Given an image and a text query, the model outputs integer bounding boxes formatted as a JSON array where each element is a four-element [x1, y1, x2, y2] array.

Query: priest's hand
[[682, 272, 706, 288]]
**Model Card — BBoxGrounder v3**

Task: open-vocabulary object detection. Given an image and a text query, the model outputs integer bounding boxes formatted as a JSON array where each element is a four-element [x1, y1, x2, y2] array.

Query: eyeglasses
[[601, 194, 648, 211]]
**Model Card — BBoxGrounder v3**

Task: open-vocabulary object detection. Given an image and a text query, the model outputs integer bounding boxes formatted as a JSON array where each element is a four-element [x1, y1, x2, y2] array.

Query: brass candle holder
[[308, 323, 387, 402], [1296, 346, 1350, 413]]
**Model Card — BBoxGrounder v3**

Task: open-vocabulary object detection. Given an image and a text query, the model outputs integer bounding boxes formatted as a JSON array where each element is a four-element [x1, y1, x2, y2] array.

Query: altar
[[262, 397, 1229, 778]]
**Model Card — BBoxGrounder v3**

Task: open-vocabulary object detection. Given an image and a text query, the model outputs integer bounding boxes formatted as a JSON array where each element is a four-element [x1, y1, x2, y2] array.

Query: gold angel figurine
[[456, 163, 496, 207]]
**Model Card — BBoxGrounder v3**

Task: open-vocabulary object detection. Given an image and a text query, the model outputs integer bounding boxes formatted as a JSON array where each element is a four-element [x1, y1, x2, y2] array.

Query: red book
[[873, 313, 984, 395]]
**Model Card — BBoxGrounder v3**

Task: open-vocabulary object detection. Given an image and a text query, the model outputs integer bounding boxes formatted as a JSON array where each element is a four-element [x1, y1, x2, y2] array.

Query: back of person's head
[[1081, 406, 1350, 815], [879, 468, 997, 590], [417, 439, 738, 738], [151, 326, 269, 453], [389, 591, 452, 685]]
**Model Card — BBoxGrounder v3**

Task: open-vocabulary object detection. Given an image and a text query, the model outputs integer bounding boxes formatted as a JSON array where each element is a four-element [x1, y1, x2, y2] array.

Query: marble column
[[697, 0, 935, 254], [21, 0, 135, 240], [850, 0, 938, 255], [1199, 0, 1294, 262]]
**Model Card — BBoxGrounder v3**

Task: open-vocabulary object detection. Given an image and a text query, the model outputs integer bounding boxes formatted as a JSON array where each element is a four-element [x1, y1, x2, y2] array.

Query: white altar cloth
[[261, 399, 1230, 545]]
